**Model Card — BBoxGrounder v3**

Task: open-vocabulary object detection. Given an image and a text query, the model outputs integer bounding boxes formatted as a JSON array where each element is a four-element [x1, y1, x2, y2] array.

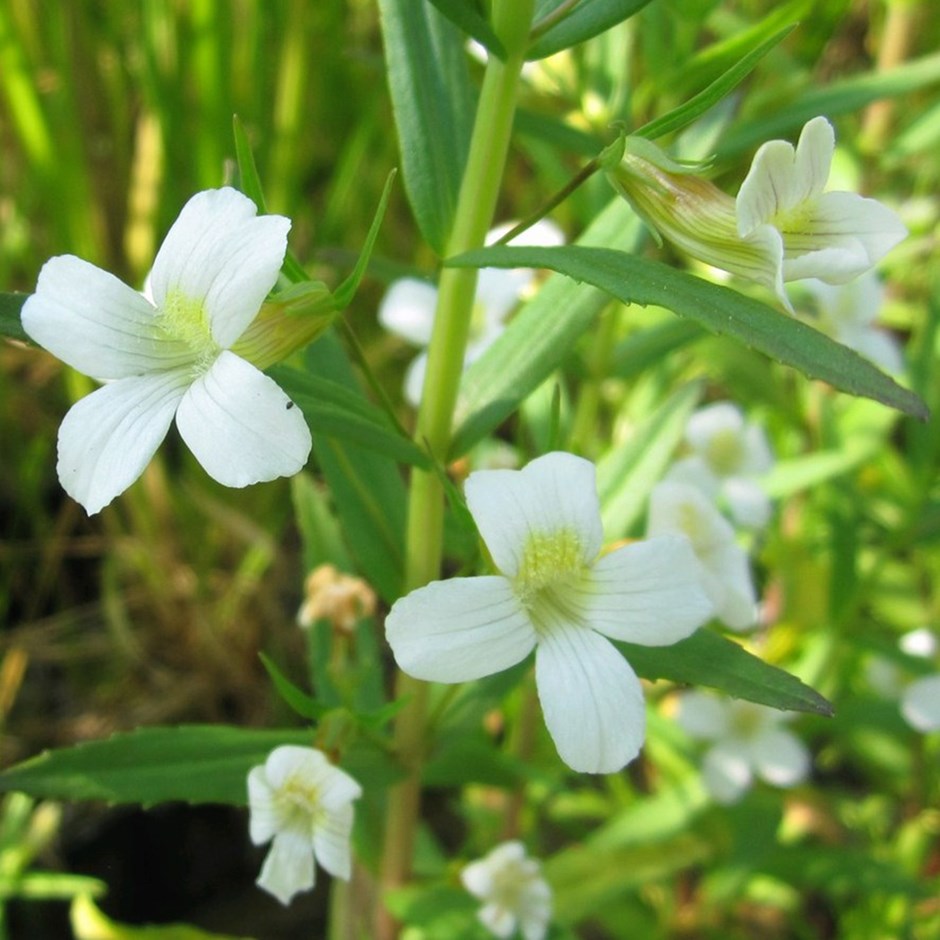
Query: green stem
[[376, 3, 535, 937]]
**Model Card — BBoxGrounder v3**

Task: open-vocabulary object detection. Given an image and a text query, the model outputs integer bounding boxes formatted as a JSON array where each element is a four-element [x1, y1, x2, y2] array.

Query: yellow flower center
[[728, 702, 766, 740], [705, 428, 744, 475], [159, 289, 219, 369], [274, 774, 323, 832], [515, 529, 589, 632]]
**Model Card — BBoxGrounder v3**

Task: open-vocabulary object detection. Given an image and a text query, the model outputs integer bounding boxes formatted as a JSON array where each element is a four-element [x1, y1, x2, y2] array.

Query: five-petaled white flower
[[736, 116, 907, 306], [666, 401, 774, 530], [461, 841, 552, 940], [799, 271, 904, 375], [248, 745, 361, 905], [385, 451, 713, 774], [378, 220, 563, 405], [22, 187, 312, 514], [646, 481, 757, 631], [676, 691, 810, 804]]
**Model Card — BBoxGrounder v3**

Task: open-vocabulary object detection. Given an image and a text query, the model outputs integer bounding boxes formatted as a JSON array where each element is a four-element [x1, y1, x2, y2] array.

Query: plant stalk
[[376, 2, 535, 937]]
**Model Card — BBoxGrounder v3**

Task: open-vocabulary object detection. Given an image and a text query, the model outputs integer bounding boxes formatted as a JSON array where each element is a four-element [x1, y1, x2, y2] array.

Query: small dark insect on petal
[[286, 401, 295, 410]]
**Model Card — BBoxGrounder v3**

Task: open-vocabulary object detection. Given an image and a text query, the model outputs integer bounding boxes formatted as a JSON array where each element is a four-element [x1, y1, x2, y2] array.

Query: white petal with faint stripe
[[176, 351, 311, 487], [386, 576, 536, 682], [535, 625, 645, 773], [57, 370, 190, 514]]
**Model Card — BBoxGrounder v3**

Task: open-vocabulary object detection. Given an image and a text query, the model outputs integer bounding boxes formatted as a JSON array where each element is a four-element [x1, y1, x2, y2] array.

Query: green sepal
[[0, 292, 30, 344]]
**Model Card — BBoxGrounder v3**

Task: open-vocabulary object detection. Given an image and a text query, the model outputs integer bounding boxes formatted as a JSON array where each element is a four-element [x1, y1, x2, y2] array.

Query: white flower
[[646, 481, 757, 631], [736, 117, 907, 302], [378, 220, 563, 405], [461, 841, 552, 940], [247, 745, 362, 905], [800, 272, 904, 375], [22, 188, 312, 514], [385, 452, 713, 774], [676, 691, 810, 804], [666, 401, 774, 529], [610, 121, 906, 310], [901, 674, 940, 733]]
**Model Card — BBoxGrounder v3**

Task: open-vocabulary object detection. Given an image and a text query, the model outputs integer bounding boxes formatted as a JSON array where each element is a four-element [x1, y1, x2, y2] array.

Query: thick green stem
[[376, 3, 534, 937]]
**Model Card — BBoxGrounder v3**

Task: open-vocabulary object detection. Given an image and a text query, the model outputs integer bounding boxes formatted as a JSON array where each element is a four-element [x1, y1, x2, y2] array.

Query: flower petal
[[781, 191, 907, 284], [312, 802, 355, 881], [721, 477, 772, 530], [901, 674, 940, 732], [377, 277, 439, 346], [257, 831, 315, 905], [263, 745, 329, 791], [403, 351, 428, 407], [675, 691, 731, 740], [247, 766, 279, 845], [582, 536, 713, 645], [751, 726, 810, 787], [313, 763, 363, 813], [385, 576, 536, 682], [22, 256, 191, 379], [702, 740, 753, 804], [736, 117, 833, 238], [176, 351, 311, 487], [149, 188, 290, 348], [465, 452, 604, 579], [57, 370, 190, 514], [535, 624, 646, 773]]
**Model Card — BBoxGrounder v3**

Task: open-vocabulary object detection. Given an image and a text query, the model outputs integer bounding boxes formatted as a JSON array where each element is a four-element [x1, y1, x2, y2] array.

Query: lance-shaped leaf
[[528, 0, 654, 60], [427, 0, 506, 60], [621, 630, 833, 716], [0, 726, 316, 806], [634, 24, 796, 142], [450, 201, 643, 457], [304, 332, 407, 605], [271, 365, 430, 468], [378, 0, 474, 254], [448, 245, 929, 420]]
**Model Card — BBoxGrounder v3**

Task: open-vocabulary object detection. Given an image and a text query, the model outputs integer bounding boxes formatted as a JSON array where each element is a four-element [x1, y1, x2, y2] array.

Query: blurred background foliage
[[1, 0, 938, 938]]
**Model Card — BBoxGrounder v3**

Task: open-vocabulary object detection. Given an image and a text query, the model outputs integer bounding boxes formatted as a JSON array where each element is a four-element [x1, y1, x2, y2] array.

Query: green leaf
[[0, 292, 29, 343], [718, 50, 940, 158], [635, 24, 796, 142], [258, 652, 326, 721], [448, 245, 929, 420], [620, 630, 833, 716], [426, 0, 506, 60], [271, 364, 431, 469], [450, 200, 643, 457], [378, 0, 474, 254], [609, 318, 704, 381], [528, 0, 654, 60], [71, 894, 255, 940], [304, 332, 406, 604], [291, 472, 353, 573], [332, 169, 397, 309], [0, 726, 315, 806], [232, 115, 308, 285], [597, 381, 703, 537]]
